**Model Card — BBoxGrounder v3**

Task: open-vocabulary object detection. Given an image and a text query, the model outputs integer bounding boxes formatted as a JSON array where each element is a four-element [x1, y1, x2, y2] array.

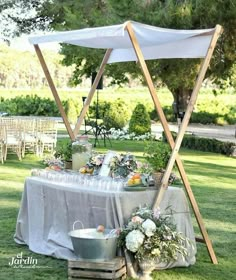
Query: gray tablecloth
[[14, 176, 196, 269]]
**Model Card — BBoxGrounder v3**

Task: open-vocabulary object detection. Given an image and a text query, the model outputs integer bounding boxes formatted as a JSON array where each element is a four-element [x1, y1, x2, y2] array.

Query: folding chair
[[37, 118, 58, 155], [2, 118, 22, 160], [20, 118, 38, 157]]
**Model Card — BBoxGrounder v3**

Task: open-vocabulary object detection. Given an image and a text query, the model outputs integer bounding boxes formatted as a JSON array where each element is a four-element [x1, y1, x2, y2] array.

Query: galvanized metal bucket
[[68, 221, 118, 261]]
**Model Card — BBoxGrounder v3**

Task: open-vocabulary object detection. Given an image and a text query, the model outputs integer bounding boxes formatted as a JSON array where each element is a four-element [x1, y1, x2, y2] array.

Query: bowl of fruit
[[124, 173, 148, 191]]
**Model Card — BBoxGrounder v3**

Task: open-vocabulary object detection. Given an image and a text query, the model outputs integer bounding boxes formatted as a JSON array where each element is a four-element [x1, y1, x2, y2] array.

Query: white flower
[[151, 248, 160, 256], [142, 219, 157, 237], [153, 207, 161, 219], [126, 230, 145, 253]]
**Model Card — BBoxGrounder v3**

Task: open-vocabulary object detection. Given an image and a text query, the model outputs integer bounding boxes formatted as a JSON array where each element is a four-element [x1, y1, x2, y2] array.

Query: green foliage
[[8, 0, 235, 96], [0, 95, 60, 116], [0, 144, 236, 280], [150, 106, 176, 122], [162, 131, 235, 156], [191, 111, 219, 124], [109, 153, 137, 178], [54, 139, 72, 161], [129, 103, 151, 136], [103, 99, 130, 130], [144, 141, 171, 172], [88, 100, 111, 119], [1, 0, 236, 121], [0, 44, 74, 88], [118, 206, 189, 262], [0, 88, 235, 125], [181, 135, 236, 156], [65, 98, 78, 124], [71, 143, 88, 154]]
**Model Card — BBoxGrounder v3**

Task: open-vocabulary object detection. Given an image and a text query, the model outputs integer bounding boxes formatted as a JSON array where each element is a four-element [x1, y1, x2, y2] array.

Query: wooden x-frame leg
[[126, 22, 222, 264]]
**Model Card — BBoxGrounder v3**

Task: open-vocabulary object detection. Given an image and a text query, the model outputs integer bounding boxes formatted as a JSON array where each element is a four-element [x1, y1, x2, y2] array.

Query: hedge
[[162, 131, 235, 156]]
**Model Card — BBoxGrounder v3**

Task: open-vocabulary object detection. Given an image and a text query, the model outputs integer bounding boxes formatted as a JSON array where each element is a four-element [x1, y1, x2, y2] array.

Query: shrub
[[103, 99, 130, 130], [54, 140, 72, 161], [65, 98, 78, 124], [129, 103, 151, 135], [0, 95, 60, 116], [150, 106, 175, 122], [144, 141, 171, 172], [162, 131, 235, 156], [190, 111, 219, 124], [88, 100, 111, 119]]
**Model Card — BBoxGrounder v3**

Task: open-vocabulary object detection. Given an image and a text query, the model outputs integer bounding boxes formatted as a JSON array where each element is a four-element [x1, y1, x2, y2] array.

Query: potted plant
[[144, 141, 171, 187], [118, 206, 191, 279], [55, 140, 73, 169]]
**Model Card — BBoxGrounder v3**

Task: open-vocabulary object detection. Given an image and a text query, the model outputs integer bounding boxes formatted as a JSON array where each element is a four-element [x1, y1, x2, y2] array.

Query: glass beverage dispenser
[[72, 135, 92, 171]]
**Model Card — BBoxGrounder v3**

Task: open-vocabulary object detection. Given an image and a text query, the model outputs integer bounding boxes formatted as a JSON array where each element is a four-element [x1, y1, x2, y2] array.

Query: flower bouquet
[[43, 155, 64, 171], [118, 206, 191, 264], [79, 152, 105, 175], [109, 153, 137, 178], [88, 153, 105, 174]]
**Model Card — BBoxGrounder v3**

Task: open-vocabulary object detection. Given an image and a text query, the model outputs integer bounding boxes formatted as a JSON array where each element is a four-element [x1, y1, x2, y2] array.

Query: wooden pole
[[156, 25, 223, 208], [73, 49, 113, 138], [34, 44, 75, 140], [126, 21, 222, 264]]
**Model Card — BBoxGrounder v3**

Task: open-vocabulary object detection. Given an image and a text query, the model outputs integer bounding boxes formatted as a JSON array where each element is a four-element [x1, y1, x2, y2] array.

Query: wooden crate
[[68, 257, 127, 280]]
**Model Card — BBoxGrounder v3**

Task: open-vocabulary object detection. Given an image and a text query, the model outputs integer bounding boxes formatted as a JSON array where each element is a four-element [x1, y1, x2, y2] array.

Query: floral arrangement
[[88, 152, 105, 174], [43, 155, 64, 170], [79, 152, 105, 174], [118, 206, 191, 263], [89, 153, 104, 167], [109, 153, 138, 178], [136, 161, 153, 175]]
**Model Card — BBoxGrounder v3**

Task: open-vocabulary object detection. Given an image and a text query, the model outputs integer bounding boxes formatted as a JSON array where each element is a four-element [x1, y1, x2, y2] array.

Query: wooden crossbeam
[[126, 21, 222, 264], [73, 49, 113, 138], [34, 45, 75, 140]]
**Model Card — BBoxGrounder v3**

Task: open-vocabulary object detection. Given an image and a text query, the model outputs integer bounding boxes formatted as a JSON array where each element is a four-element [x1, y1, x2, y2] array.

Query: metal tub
[[68, 227, 118, 261]]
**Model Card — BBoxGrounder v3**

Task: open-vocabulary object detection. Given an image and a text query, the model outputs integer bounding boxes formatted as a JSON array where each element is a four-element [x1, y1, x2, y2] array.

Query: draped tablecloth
[[14, 175, 197, 269]]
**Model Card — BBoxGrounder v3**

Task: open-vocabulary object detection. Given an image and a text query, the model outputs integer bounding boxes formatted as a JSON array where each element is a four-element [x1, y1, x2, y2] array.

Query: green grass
[[0, 142, 235, 280]]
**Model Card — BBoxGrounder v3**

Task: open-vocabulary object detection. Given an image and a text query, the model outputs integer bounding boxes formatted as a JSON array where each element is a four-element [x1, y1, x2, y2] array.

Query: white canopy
[[29, 21, 215, 63]]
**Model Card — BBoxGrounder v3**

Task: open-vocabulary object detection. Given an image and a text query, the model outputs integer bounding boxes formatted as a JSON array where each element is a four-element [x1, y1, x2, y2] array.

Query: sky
[[0, 3, 59, 52], [9, 34, 60, 52]]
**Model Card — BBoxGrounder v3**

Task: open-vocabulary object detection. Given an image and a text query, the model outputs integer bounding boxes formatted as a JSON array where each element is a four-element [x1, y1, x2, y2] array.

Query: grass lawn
[[0, 140, 235, 280]]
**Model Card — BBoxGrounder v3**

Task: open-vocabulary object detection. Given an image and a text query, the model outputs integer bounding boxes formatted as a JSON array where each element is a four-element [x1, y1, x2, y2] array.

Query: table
[[14, 175, 197, 269]]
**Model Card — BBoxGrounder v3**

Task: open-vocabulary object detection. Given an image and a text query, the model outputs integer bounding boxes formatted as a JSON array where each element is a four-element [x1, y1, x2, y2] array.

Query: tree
[[129, 103, 151, 135], [2, 0, 236, 118]]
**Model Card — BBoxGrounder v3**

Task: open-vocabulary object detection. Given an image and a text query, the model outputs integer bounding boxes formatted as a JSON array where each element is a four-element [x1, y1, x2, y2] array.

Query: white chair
[[20, 118, 38, 157], [1, 118, 22, 160], [36, 118, 58, 155]]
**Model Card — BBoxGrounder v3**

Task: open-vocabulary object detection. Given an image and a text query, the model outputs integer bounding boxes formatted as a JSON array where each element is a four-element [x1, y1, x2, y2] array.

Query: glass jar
[[72, 135, 92, 171]]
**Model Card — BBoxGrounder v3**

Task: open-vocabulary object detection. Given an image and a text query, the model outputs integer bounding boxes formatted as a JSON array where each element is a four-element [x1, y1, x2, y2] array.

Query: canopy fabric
[[29, 21, 215, 63]]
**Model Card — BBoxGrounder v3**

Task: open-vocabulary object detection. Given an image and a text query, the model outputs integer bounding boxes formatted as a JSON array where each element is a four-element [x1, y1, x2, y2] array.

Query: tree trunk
[[172, 88, 192, 121]]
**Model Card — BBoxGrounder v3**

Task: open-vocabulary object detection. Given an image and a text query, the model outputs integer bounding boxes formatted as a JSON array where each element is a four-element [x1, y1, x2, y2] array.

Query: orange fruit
[[132, 173, 141, 179]]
